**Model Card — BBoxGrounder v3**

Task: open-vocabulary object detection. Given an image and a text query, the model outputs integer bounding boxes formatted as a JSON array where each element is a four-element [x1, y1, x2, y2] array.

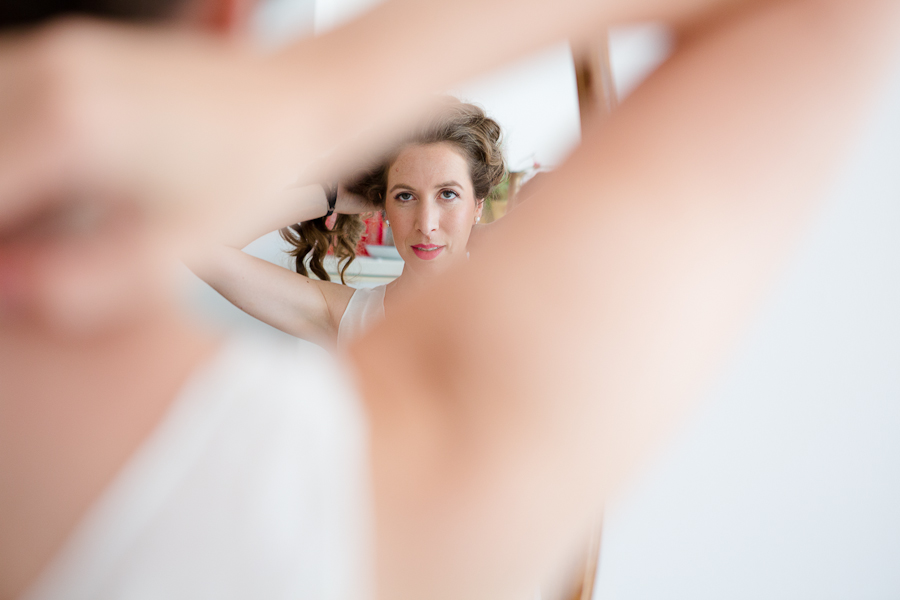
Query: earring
[[475, 216, 481, 224]]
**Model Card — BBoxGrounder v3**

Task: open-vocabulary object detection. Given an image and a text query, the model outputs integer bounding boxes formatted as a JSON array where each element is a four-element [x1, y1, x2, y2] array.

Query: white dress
[[22, 336, 372, 600], [336, 285, 387, 350]]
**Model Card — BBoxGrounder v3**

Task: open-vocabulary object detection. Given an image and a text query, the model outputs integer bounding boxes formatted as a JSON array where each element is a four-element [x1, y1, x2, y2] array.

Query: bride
[[190, 99, 505, 349]]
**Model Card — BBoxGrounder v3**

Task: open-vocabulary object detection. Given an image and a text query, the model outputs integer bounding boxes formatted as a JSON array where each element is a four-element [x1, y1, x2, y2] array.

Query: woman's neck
[[386, 266, 424, 300], [385, 252, 472, 309], [383, 265, 435, 316]]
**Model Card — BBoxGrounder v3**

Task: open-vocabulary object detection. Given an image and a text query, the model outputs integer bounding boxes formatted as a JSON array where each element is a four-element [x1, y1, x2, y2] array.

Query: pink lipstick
[[410, 244, 444, 260]]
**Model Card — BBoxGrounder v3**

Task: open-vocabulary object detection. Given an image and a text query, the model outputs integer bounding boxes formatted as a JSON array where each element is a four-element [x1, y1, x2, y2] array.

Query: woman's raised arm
[[184, 184, 336, 344], [185, 183, 378, 346], [0, 0, 761, 243], [348, 1, 900, 598]]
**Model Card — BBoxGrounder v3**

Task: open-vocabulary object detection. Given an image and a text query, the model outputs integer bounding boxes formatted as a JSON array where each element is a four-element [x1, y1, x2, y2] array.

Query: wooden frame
[[565, 33, 615, 600], [572, 33, 617, 132]]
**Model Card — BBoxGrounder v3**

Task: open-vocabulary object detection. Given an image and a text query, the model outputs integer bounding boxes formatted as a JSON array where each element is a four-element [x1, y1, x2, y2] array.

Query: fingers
[[0, 18, 313, 334], [0, 19, 295, 230], [0, 21, 179, 334]]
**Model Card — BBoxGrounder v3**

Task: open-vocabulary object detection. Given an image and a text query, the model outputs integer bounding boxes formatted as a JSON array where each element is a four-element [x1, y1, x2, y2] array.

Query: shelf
[[323, 254, 403, 288]]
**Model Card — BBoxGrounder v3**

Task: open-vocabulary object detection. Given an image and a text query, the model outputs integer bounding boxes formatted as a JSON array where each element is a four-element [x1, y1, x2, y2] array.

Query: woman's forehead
[[388, 143, 473, 189]]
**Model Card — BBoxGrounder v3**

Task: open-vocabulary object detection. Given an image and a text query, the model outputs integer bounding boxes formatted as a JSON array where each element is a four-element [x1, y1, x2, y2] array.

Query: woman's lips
[[410, 244, 445, 261]]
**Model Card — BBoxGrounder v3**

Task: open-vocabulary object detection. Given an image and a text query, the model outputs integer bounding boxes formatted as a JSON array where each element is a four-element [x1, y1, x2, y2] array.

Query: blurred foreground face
[[0, 0, 258, 336], [384, 142, 482, 277], [0, 202, 177, 335]]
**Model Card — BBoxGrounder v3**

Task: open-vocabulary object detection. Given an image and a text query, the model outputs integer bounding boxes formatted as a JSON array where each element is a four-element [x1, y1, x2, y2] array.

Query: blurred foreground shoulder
[[24, 334, 372, 600]]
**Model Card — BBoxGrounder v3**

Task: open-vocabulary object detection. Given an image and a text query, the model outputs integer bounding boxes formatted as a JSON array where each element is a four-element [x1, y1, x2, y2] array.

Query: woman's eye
[[440, 190, 459, 200], [396, 192, 414, 202]]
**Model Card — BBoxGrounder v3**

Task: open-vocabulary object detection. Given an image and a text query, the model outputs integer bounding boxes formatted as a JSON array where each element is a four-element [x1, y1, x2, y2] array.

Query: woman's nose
[[415, 202, 439, 234]]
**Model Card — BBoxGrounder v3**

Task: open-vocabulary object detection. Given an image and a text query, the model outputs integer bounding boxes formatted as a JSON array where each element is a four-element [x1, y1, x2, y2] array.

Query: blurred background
[[188, 3, 900, 599]]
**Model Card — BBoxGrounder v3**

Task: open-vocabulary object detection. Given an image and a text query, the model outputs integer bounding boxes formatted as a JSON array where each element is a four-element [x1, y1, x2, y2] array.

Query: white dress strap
[[337, 285, 386, 350]]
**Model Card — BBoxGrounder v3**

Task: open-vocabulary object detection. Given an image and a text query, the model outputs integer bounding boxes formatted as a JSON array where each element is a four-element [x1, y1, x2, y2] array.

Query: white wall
[[252, 0, 316, 47], [594, 53, 900, 600], [305, 0, 672, 170]]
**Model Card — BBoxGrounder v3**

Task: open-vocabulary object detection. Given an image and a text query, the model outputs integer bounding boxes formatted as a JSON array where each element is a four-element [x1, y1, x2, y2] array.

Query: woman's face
[[384, 142, 483, 277]]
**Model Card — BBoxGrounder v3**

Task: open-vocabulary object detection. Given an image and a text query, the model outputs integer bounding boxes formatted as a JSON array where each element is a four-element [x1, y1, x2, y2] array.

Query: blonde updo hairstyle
[[281, 98, 506, 283]]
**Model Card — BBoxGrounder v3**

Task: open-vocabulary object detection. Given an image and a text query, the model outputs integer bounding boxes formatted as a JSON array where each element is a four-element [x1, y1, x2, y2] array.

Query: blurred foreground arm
[[0, 0, 752, 241], [349, 1, 900, 599]]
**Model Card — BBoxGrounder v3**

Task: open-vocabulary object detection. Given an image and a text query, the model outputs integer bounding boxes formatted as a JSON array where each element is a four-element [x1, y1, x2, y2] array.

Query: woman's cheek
[[447, 209, 474, 241]]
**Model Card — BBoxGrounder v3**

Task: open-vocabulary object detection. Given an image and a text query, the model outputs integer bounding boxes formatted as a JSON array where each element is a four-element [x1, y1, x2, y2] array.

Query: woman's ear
[[475, 199, 484, 224]]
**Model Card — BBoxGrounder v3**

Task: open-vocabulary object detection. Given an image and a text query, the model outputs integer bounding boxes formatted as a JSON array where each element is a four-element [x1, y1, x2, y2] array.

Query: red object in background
[[358, 212, 384, 256], [323, 212, 383, 257]]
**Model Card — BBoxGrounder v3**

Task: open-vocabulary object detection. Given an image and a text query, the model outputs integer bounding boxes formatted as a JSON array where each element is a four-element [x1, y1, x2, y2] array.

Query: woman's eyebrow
[[388, 180, 463, 193]]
